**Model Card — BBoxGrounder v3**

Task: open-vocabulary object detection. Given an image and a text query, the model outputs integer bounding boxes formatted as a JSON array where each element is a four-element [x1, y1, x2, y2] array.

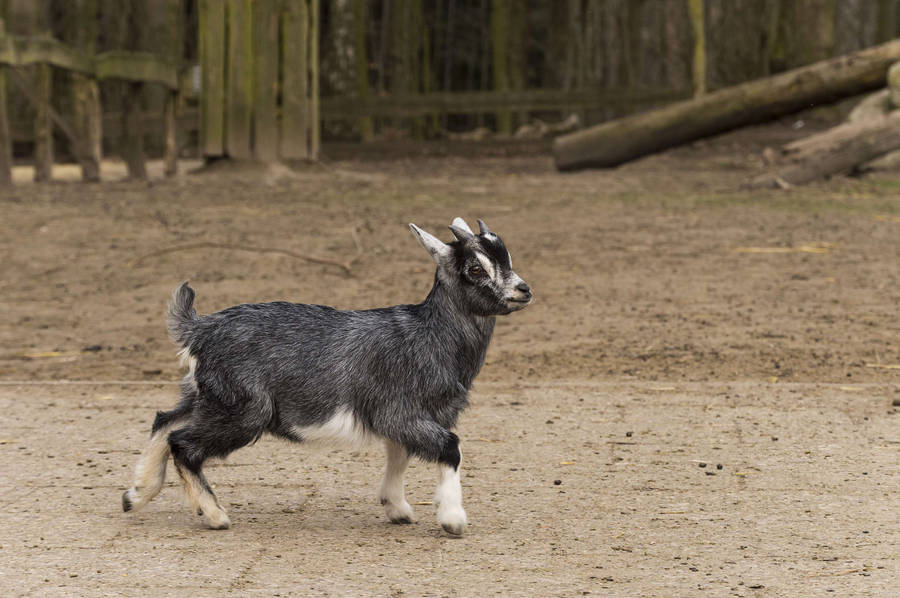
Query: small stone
[[891, 397, 900, 407], [716, 464, 723, 470], [625, 431, 633, 437], [553, 479, 562, 485], [698, 462, 707, 468]]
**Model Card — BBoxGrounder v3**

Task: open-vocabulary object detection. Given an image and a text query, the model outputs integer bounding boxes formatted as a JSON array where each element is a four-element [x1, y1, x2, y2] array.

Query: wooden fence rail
[[0, 35, 178, 88], [320, 88, 691, 121]]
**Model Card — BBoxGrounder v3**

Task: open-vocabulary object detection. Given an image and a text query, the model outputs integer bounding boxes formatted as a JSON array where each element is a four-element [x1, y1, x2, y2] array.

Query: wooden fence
[[0, 0, 686, 183], [0, 14, 181, 184], [198, 0, 319, 162]]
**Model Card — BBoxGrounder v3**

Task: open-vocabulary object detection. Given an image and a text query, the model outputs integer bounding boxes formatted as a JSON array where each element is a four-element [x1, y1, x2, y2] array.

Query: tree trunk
[[744, 111, 900, 188], [553, 39, 900, 171]]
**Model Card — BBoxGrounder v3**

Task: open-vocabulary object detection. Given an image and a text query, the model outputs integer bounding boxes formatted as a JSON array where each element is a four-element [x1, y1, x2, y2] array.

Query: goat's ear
[[409, 223, 451, 263], [451, 217, 474, 235]]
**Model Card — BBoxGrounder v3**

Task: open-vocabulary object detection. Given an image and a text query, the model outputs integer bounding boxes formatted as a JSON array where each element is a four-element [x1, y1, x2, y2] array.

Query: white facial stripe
[[474, 252, 497, 281]]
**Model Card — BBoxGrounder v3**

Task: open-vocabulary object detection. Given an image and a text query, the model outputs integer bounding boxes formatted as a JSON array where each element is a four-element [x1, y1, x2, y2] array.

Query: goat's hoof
[[121, 490, 133, 512], [384, 500, 415, 524], [207, 518, 231, 530], [440, 521, 466, 536], [204, 510, 231, 530], [437, 506, 467, 536]]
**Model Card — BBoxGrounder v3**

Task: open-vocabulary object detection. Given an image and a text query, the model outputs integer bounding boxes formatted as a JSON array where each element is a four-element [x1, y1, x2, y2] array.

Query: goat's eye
[[467, 265, 485, 278]]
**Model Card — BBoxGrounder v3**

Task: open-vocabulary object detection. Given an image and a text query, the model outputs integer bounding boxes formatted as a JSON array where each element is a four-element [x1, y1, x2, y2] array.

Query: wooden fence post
[[0, 19, 10, 187], [226, 0, 252, 159], [281, 0, 310, 159], [309, 0, 320, 159], [162, 0, 182, 176], [121, 81, 146, 179], [491, 0, 511, 135], [120, 0, 148, 180], [29, 1, 54, 181], [199, 0, 225, 158], [33, 60, 53, 181], [71, 0, 102, 182], [688, 0, 706, 97], [252, 0, 278, 161], [353, 1, 374, 142]]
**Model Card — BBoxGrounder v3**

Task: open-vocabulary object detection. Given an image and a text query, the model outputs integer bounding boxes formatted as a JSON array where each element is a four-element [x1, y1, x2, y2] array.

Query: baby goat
[[122, 217, 532, 535]]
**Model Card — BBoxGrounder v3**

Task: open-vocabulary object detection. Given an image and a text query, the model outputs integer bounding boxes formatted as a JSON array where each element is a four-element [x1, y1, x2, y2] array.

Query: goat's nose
[[516, 281, 531, 293]]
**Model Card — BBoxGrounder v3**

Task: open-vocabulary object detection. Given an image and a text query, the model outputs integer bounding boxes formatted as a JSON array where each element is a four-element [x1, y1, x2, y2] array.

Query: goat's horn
[[477, 219, 492, 235], [448, 224, 475, 243], [451, 217, 474, 235]]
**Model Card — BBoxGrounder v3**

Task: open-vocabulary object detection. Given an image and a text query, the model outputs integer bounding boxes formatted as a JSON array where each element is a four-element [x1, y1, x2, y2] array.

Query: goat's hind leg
[[378, 440, 415, 524], [122, 402, 191, 512], [167, 428, 234, 530], [167, 407, 263, 530]]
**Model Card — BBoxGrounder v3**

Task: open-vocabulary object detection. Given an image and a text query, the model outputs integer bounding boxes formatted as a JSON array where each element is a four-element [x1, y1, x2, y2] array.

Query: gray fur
[[124, 218, 532, 531]]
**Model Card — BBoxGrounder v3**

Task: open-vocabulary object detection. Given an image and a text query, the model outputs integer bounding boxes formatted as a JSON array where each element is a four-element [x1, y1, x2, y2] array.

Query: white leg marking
[[123, 423, 179, 512], [174, 465, 230, 530], [378, 440, 415, 524], [435, 449, 467, 536]]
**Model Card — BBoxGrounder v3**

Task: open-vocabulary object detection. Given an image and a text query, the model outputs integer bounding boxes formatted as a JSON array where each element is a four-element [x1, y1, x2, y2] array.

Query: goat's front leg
[[379, 439, 415, 524], [434, 432, 467, 536]]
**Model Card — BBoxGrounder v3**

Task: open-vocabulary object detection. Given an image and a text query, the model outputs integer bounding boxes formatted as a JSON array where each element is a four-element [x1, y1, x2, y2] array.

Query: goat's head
[[409, 217, 532, 316]]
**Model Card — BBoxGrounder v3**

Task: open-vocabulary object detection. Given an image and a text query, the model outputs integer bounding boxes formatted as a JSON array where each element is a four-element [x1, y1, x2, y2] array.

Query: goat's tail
[[167, 281, 199, 346]]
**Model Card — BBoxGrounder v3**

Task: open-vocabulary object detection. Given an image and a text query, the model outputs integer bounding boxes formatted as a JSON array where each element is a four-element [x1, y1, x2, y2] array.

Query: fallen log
[[743, 111, 900, 189], [553, 39, 900, 171]]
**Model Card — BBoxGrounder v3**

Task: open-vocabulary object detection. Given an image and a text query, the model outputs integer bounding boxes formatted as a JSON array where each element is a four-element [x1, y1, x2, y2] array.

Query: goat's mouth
[[505, 296, 533, 310]]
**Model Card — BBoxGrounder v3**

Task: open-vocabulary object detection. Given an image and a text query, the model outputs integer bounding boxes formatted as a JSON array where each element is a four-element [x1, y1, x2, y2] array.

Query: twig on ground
[[130, 226, 365, 275]]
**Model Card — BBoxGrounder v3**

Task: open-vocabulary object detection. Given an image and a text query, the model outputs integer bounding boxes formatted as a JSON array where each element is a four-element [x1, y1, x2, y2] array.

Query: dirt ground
[[1, 121, 898, 596]]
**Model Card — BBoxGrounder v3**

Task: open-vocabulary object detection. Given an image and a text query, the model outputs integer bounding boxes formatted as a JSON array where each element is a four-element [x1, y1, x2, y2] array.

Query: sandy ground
[[1, 122, 898, 596]]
